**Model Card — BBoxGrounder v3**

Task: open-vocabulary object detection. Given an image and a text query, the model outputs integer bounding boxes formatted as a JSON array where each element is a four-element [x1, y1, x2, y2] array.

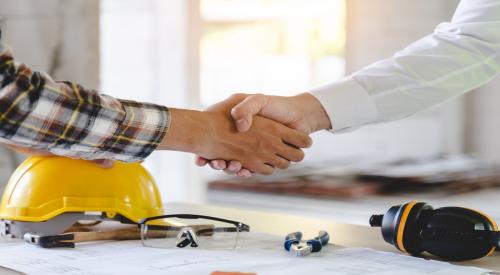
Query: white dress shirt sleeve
[[311, 0, 500, 132]]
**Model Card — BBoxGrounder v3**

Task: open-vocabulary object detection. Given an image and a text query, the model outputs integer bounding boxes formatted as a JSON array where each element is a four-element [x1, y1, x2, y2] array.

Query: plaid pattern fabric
[[0, 32, 170, 162]]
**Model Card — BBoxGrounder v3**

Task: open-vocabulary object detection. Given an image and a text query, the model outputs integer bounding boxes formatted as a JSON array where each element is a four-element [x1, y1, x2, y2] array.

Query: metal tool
[[24, 232, 76, 248], [23, 223, 217, 249], [284, 231, 330, 256], [23, 225, 144, 248]]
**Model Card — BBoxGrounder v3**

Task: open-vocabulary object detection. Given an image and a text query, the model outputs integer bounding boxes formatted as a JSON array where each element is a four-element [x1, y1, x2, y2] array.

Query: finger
[[277, 144, 306, 163], [240, 157, 274, 176], [280, 127, 313, 149], [205, 93, 250, 113], [237, 169, 253, 178], [195, 156, 209, 167], [269, 156, 291, 170], [209, 160, 227, 170], [255, 163, 274, 176], [223, 160, 243, 175], [230, 94, 268, 132], [225, 160, 242, 173]]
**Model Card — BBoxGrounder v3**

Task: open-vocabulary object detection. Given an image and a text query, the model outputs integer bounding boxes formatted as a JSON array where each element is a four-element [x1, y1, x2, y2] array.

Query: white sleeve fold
[[311, 0, 500, 133], [311, 77, 377, 132]]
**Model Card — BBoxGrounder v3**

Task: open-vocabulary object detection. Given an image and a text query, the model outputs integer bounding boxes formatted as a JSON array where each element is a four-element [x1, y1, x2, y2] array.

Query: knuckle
[[250, 94, 266, 104], [258, 138, 273, 150], [230, 93, 245, 99], [246, 158, 260, 170]]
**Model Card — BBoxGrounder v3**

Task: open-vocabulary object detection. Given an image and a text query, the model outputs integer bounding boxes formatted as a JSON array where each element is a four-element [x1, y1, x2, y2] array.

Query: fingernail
[[213, 162, 223, 170], [227, 162, 236, 171]]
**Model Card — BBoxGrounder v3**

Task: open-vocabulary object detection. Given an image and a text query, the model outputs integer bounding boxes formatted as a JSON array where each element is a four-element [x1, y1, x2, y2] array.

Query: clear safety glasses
[[138, 214, 250, 250]]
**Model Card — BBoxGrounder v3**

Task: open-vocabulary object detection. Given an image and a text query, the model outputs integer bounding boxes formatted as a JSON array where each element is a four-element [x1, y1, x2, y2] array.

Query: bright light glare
[[200, 0, 346, 106]]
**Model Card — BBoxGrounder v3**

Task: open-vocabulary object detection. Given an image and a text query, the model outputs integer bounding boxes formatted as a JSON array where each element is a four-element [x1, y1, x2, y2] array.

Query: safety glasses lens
[[141, 217, 245, 250]]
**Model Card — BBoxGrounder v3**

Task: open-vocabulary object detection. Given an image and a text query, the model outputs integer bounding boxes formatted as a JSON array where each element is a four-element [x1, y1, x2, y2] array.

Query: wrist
[[158, 108, 207, 154], [294, 93, 332, 132]]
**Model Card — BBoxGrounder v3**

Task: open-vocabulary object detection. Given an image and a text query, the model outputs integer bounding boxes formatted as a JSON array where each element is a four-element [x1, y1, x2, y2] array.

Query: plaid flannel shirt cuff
[[50, 99, 171, 163], [106, 100, 170, 162]]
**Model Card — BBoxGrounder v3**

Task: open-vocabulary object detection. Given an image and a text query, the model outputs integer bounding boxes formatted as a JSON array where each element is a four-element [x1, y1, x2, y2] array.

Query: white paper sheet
[[0, 233, 492, 275]]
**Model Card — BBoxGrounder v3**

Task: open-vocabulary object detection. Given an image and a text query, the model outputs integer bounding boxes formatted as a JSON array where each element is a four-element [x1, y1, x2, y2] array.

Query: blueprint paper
[[0, 233, 491, 275]]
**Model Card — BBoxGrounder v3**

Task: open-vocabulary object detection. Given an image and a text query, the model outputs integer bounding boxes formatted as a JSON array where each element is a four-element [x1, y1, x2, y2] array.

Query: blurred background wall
[[465, 77, 500, 163], [0, 0, 499, 210], [0, 0, 99, 185], [348, 0, 500, 164]]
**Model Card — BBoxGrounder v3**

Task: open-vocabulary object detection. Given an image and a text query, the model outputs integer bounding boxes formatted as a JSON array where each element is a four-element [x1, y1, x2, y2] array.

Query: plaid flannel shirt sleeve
[[0, 34, 170, 162]]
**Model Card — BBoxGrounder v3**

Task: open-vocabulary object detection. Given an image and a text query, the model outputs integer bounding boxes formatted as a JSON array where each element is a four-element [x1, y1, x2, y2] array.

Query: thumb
[[230, 94, 268, 132]]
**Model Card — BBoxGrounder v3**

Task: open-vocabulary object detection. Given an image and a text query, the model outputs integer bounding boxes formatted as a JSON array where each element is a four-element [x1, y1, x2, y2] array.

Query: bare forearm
[[158, 108, 207, 154]]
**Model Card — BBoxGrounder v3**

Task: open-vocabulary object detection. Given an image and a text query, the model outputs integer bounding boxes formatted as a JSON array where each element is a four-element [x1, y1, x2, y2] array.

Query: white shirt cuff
[[310, 77, 378, 133]]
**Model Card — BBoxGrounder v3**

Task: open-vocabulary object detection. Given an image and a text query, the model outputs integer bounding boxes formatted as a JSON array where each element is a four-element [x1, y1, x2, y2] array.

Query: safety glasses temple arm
[[196, 226, 250, 236], [138, 214, 250, 231]]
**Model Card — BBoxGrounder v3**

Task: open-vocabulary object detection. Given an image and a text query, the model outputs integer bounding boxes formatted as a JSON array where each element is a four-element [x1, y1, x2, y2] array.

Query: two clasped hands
[[9, 92, 328, 178], [160, 93, 332, 178], [10, 91, 329, 178], [8, 0, 499, 175]]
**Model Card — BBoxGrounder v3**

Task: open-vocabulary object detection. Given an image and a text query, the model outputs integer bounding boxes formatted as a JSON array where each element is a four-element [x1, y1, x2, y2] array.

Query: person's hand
[[6, 144, 115, 168], [231, 93, 331, 134], [159, 95, 312, 176], [197, 93, 330, 177]]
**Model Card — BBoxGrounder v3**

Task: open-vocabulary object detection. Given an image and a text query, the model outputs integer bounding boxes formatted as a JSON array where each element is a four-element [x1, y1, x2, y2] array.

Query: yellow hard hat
[[0, 156, 164, 237]]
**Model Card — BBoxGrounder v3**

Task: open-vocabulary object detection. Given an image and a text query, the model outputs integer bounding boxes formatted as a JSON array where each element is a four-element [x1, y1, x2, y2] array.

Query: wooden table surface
[[0, 203, 499, 274]]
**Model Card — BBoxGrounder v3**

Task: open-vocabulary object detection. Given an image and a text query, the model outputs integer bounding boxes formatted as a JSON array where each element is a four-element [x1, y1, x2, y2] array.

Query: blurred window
[[199, 0, 346, 105], [100, 0, 157, 102]]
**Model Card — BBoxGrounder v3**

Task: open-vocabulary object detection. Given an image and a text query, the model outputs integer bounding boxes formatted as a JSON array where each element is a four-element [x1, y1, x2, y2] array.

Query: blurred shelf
[[207, 188, 500, 226]]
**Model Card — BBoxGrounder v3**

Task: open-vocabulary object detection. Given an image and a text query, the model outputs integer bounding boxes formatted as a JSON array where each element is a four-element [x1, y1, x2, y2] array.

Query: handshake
[[159, 93, 332, 178], [7, 92, 331, 178]]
